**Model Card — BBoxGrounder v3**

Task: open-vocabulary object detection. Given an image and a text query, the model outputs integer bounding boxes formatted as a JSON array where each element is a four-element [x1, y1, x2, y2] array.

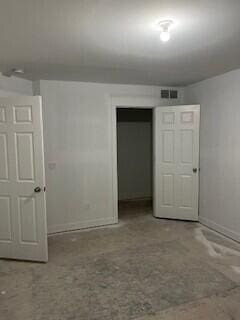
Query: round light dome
[[160, 31, 170, 42]]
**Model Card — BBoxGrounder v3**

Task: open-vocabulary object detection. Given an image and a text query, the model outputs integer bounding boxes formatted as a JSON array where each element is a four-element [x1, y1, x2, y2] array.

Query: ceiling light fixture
[[158, 20, 173, 42]]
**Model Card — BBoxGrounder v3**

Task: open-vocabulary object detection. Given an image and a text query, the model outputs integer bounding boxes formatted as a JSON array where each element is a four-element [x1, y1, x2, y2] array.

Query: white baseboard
[[48, 216, 118, 235], [119, 196, 152, 200], [199, 216, 240, 243]]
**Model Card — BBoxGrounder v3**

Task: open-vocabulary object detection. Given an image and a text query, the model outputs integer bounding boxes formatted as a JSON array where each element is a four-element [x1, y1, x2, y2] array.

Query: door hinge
[[43, 186, 46, 192]]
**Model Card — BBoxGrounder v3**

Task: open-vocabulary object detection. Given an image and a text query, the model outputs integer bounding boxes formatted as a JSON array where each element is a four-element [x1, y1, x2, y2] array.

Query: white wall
[[0, 73, 33, 96], [39, 80, 184, 233], [185, 69, 240, 242], [117, 121, 152, 200]]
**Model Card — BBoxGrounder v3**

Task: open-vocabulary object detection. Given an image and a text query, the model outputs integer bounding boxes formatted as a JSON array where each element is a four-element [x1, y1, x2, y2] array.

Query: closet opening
[[116, 108, 153, 221]]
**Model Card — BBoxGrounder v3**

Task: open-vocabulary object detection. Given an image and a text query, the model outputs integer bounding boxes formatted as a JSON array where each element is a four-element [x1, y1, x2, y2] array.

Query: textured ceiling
[[1, 0, 240, 85]]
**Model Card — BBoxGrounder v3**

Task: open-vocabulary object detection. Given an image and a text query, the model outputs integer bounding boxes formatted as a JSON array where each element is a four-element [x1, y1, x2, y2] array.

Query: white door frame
[[111, 96, 161, 222]]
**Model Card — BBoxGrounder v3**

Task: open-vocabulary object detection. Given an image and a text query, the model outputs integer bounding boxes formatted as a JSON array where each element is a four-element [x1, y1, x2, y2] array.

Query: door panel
[[162, 174, 174, 206], [162, 130, 175, 162], [154, 105, 200, 221], [0, 106, 6, 122], [0, 133, 9, 180], [178, 175, 193, 208], [0, 196, 12, 241], [15, 133, 35, 181], [18, 196, 38, 243], [0, 96, 48, 262], [180, 130, 193, 163], [14, 105, 33, 123]]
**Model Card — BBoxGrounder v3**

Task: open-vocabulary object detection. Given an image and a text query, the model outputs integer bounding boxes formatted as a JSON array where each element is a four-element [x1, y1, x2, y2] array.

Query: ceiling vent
[[161, 89, 178, 99]]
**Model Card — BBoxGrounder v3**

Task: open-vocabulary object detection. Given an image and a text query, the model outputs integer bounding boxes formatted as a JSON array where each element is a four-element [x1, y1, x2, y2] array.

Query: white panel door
[[0, 96, 48, 262], [154, 105, 200, 221]]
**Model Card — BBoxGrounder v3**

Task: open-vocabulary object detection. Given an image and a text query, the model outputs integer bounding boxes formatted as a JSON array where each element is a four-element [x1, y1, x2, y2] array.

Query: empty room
[[0, 1, 240, 320]]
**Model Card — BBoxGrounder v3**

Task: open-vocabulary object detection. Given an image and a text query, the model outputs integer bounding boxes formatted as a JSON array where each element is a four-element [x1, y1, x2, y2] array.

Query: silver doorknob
[[34, 186, 41, 193], [193, 168, 198, 173]]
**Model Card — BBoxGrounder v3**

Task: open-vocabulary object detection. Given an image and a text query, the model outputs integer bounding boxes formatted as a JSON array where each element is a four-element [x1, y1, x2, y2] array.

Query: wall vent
[[161, 89, 178, 99], [161, 89, 169, 99], [170, 90, 178, 99]]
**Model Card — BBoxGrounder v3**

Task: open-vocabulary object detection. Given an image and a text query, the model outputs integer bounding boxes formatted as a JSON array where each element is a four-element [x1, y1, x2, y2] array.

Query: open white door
[[154, 105, 200, 221], [0, 96, 48, 262]]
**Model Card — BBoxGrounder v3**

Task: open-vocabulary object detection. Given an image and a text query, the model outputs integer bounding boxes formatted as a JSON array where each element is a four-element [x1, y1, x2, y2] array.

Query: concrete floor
[[1, 202, 240, 320]]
